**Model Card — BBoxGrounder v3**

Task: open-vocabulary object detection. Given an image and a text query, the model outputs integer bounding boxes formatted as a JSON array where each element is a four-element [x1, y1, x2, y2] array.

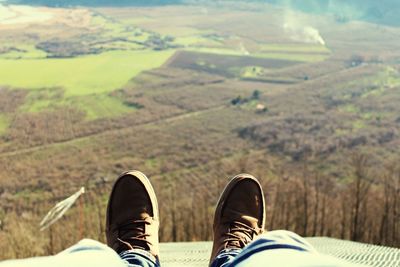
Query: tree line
[[0, 152, 398, 259]]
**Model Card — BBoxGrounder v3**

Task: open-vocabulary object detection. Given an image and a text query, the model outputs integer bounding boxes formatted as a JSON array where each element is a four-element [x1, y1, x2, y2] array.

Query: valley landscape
[[0, 0, 399, 259]]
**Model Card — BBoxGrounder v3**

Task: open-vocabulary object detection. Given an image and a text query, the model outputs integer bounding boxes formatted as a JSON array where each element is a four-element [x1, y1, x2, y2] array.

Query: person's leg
[[106, 170, 161, 267], [209, 174, 266, 267], [119, 249, 160, 267], [227, 230, 317, 266], [210, 249, 241, 267], [226, 230, 367, 267], [0, 239, 128, 267], [207, 174, 365, 267]]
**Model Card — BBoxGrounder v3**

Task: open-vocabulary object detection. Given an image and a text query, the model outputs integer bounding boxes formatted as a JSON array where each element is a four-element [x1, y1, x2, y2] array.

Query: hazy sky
[[2, 0, 400, 26]]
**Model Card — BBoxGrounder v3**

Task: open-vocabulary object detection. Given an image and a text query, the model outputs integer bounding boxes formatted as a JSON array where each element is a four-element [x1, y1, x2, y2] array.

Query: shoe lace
[[223, 221, 258, 249], [116, 218, 152, 252]]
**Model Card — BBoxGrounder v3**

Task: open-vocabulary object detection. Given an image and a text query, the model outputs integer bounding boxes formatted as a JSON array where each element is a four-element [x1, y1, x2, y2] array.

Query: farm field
[[0, 50, 175, 95], [0, 1, 400, 259]]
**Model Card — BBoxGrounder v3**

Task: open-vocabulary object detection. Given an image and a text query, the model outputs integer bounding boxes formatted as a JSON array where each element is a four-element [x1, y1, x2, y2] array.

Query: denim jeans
[[0, 239, 159, 267], [0, 231, 364, 267], [210, 248, 241, 267], [211, 230, 364, 267], [120, 249, 160, 267]]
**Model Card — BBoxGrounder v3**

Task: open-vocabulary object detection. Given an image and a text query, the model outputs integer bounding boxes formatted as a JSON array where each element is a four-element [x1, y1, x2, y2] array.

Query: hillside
[[0, 2, 399, 259], [5, 0, 400, 26]]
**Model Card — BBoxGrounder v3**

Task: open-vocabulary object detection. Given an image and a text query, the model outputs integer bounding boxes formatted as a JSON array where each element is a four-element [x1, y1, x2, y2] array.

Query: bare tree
[[350, 154, 372, 241]]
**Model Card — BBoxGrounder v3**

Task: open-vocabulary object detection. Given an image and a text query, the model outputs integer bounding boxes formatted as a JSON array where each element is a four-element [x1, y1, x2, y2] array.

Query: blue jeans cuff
[[211, 248, 242, 267], [120, 249, 160, 267]]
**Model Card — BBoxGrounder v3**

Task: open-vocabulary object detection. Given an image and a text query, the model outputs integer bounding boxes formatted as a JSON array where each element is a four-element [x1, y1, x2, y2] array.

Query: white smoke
[[283, 23, 325, 45], [239, 42, 250, 55], [283, 7, 326, 45]]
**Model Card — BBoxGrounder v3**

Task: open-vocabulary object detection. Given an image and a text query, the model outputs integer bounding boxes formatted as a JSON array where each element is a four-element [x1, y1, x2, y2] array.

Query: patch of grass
[[21, 89, 137, 120], [361, 113, 373, 120], [254, 52, 329, 62], [145, 158, 159, 169], [174, 36, 221, 47], [91, 15, 154, 44], [185, 47, 246, 56], [0, 44, 47, 59], [144, 26, 212, 37], [259, 44, 331, 53], [0, 50, 175, 96], [185, 47, 328, 62], [196, 60, 216, 69], [362, 87, 385, 98], [241, 99, 259, 110], [174, 36, 201, 46], [335, 128, 350, 136], [241, 66, 264, 78], [361, 112, 383, 121], [120, 17, 214, 41], [72, 94, 137, 120], [353, 120, 366, 130], [132, 31, 152, 42], [361, 67, 400, 98], [13, 187, 51, 202], [383, 67, 400, 86], [121, 17, 156, 25], [20, 88, 63, 112], [93, 41, 144, 51], [24, 99, 54, 112], [0, 114, 10, 135], [342, 66, 400, 99], [340, 104, 360, 114]]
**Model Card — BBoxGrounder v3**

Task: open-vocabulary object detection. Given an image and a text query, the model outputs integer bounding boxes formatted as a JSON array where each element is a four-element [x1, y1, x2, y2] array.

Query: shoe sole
[[213, 173, 266, 230]]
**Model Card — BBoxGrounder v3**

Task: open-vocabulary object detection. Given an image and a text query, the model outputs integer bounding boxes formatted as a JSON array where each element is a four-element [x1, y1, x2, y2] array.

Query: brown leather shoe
[[209, 174, 266, 265], [106, 170, 159, 258]]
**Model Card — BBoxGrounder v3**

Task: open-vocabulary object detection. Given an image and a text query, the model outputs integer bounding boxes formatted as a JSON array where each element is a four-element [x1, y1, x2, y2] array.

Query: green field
[[71, 94, 137, 120], [185, 47, 245, 56], [185, 47, 330, 62], [260, 44, 331, 53], [0, 49, 175, 122], [255, 52, 329, 62], [0, 50, 175, 96], [20, 91, 136, 120]]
